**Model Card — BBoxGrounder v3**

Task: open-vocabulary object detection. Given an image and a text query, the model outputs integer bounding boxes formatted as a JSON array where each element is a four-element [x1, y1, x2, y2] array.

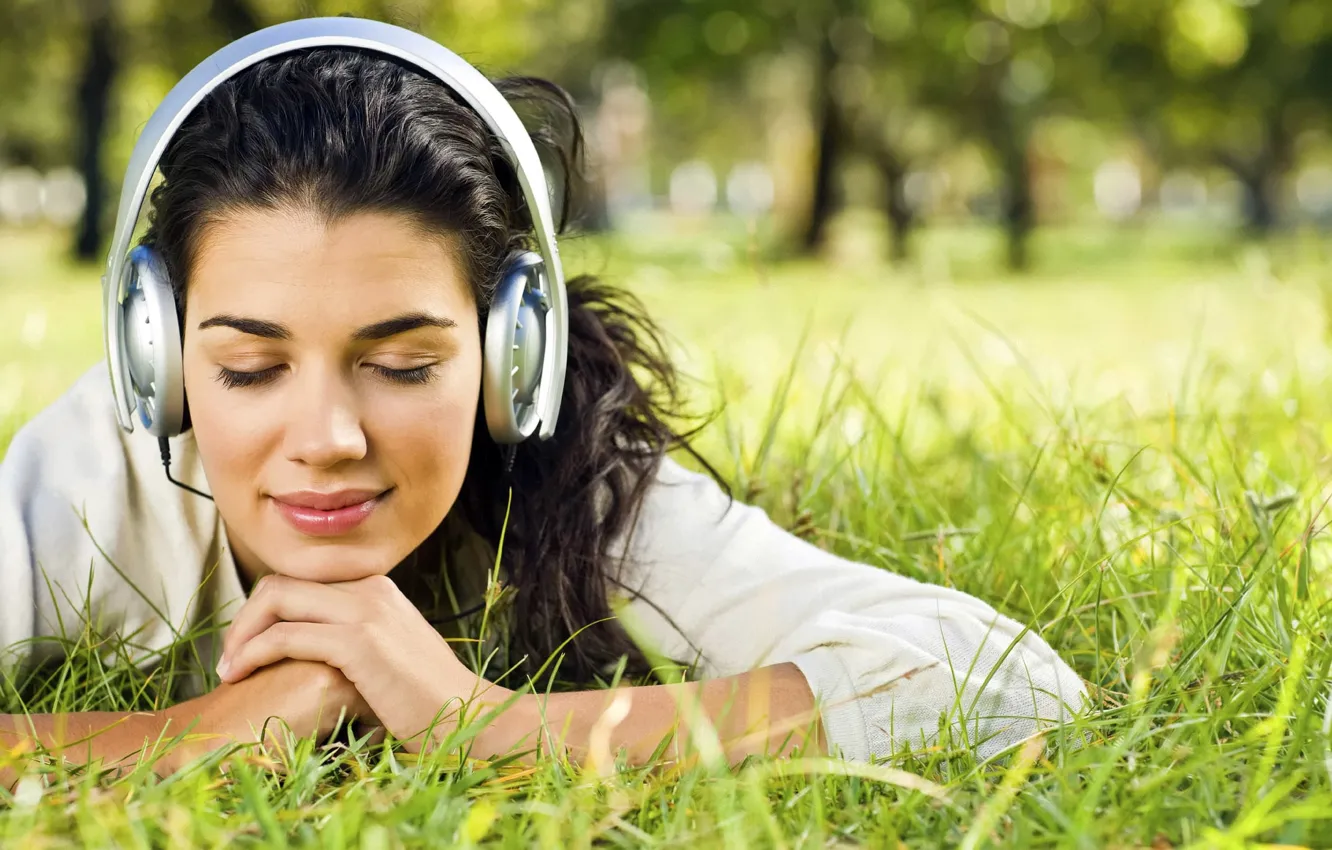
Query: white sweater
[[0, 363, 1090, 763]]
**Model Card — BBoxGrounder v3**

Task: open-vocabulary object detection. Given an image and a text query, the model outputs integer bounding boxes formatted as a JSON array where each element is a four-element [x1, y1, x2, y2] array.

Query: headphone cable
[[158, 437, 215, 501], [159, 437, 495, 626], [426, 599, 490, 625]]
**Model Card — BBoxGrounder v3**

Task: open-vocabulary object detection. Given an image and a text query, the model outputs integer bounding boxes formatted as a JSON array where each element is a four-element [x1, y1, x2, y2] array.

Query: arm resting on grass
[[441, 663, 828, 769], [0, 709, 197, 792], [0, 663, 822, 786]]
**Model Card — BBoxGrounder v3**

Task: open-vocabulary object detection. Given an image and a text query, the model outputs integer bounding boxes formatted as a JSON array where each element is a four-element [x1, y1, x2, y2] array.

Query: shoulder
[[3, 364, 139, 526], [3, 362, 192, 520], [6, 363, 119, 472], [609, 452, 825, 599], [609, 452, 990, 613], [1, 363, 219, 668], [610, 453, 739, 562]]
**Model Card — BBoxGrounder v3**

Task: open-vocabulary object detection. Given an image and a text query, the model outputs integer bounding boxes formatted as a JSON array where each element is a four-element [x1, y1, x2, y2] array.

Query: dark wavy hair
[[140, 46, 725, 688]]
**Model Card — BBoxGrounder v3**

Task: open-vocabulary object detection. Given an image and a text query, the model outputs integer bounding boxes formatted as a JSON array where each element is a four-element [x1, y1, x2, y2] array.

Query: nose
[[281, 364, 367, 468]]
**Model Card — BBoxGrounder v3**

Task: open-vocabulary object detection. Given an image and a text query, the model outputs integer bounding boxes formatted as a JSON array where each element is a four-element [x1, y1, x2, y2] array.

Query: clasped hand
[[215, 573, 516, 750]]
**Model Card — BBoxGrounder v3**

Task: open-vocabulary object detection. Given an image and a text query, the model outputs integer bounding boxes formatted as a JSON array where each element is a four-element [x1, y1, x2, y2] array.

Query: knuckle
[[323, 666, 355, 696], [308, 665, 340, 693], [354, 621, 376, 644], [317, 662, 343, 685], [296, 656, 334, 681], [365, 573, 396, 596]]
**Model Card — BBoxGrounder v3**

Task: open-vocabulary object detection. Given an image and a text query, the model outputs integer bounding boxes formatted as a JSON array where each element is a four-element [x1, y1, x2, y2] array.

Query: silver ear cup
[[483, 252, 549, 444], [121, 246, 186, 438]]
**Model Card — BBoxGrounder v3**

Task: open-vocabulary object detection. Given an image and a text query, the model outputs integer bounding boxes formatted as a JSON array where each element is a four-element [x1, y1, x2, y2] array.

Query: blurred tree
[[411, 0, 612, 231], [96, 0, 608, 252], [69, 0, 265, 261], [603, 0, 856, 255], [73, 0, 118, 261], [212, 0, 262, 39], [603, 0, 1046, 267], [0, 0, 74, 170], [909, 0, 1060, 270], [845, 5, 951, 264], [896, 0, 1123, 269], [1102, 0, 1332, 232], [10, 0, 1332, 266], [805, 6, 847, 254]]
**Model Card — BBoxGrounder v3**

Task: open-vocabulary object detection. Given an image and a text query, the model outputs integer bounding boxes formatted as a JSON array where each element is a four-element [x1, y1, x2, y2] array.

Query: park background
[[5, 0, 1332, 847]]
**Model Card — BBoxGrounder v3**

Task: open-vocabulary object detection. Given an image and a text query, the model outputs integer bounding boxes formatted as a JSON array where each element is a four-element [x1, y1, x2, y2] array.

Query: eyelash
[[214, 364, 437, 390]]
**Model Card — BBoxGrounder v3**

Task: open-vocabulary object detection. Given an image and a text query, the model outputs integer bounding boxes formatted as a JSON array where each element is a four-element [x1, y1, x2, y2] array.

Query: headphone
[[101, 17, 569, 455]]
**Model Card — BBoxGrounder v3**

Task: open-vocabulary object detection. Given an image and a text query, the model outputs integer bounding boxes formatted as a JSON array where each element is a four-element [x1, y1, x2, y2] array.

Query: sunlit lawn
[[4, 215, 1332, 846]]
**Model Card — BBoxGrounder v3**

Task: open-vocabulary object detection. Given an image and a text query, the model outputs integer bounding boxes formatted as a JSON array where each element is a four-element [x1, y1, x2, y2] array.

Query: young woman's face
[[182, 208, 482, 586]]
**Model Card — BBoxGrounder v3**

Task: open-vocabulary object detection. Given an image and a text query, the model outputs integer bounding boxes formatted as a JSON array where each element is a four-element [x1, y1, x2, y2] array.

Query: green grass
[[5, 217, 1332, 846]]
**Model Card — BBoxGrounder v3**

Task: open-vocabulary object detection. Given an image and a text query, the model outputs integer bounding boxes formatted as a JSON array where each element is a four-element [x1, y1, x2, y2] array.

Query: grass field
[[4, 217, 1332, 846]]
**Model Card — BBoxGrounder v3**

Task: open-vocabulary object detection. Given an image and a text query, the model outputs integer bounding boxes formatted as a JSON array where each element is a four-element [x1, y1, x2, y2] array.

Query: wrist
[[476, 689, 541, 759], [478, 690, 598, 765], [157, 699, 232, 773], [411, 682, 533, 758]]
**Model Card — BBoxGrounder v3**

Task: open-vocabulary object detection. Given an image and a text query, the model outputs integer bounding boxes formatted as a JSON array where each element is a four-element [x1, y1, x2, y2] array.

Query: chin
[[267, 543, 400, 584]]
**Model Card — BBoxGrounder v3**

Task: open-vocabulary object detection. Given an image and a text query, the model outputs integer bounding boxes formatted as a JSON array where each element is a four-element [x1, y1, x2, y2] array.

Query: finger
[[219, 620, 354, 682], [221, 575, 362, 664]]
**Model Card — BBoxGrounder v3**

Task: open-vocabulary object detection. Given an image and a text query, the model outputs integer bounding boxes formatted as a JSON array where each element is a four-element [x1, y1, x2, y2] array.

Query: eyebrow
[[197, 311, 458, 341], [352, 312, 458, 341]]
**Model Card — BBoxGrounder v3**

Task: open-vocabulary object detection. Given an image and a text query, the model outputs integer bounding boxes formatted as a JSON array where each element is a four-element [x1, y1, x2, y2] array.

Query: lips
[[273, 489, 385, 510], [270, 488, 392, 536]]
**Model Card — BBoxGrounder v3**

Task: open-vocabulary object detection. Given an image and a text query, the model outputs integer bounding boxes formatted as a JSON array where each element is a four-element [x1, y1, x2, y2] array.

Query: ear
[[123, 245, 187, 437], [482, 251, 547, 443]]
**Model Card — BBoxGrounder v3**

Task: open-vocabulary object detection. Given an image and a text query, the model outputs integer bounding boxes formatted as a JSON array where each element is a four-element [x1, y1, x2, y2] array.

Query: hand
[[160, 658, 381, 773], [216, 574, 518, 752]]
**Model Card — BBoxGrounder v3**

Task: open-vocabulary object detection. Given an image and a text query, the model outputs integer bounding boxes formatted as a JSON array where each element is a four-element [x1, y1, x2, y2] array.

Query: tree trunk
[[566, 94, 611, 233], [1218, 116, 1291, 235], [801, 30, 843, 254], [73, 0, 117, 262], [971, 59, 1035, 272], [877, 150, 913, 264], [210, 0, 259, 38], [1239, 170, 1278, 233], [573, 164, 612, 232], [1000, 139, 1033, 271]]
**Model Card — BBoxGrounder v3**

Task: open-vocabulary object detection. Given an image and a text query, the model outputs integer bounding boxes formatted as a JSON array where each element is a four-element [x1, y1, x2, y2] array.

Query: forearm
[[467, 663, 828, 769], [0, 710, 193, 792]]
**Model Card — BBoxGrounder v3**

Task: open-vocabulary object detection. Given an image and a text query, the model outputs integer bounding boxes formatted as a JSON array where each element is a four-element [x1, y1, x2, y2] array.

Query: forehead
[[187, 208, 476, 320]]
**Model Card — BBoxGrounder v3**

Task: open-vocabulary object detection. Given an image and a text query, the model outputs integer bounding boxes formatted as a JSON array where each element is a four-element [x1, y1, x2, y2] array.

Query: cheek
[[368, 360, 480, 513], [182, 359, 275, 502]]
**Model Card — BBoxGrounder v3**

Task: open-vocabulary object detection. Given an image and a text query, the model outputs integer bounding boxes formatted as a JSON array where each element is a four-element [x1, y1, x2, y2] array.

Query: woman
[[0, 21, 1088, 785]]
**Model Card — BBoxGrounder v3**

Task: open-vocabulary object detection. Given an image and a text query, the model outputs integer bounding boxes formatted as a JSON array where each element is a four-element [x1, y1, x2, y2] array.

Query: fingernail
[[216, 657, 230, 679]]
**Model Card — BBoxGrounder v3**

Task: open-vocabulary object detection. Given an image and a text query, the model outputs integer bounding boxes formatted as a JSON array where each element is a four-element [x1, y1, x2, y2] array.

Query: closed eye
[[368, 364, 436, 385], [215, 365, 283, 389], [214, 364, 439, 390]]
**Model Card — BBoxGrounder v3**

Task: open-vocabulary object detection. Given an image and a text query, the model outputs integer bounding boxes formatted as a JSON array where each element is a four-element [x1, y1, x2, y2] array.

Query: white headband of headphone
[[101, 16, 568, 441]]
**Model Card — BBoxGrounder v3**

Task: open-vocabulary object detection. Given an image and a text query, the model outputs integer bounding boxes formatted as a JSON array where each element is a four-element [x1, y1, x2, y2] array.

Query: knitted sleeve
[[0, 364, 220, 677], [609, 455, 1091, 763]]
